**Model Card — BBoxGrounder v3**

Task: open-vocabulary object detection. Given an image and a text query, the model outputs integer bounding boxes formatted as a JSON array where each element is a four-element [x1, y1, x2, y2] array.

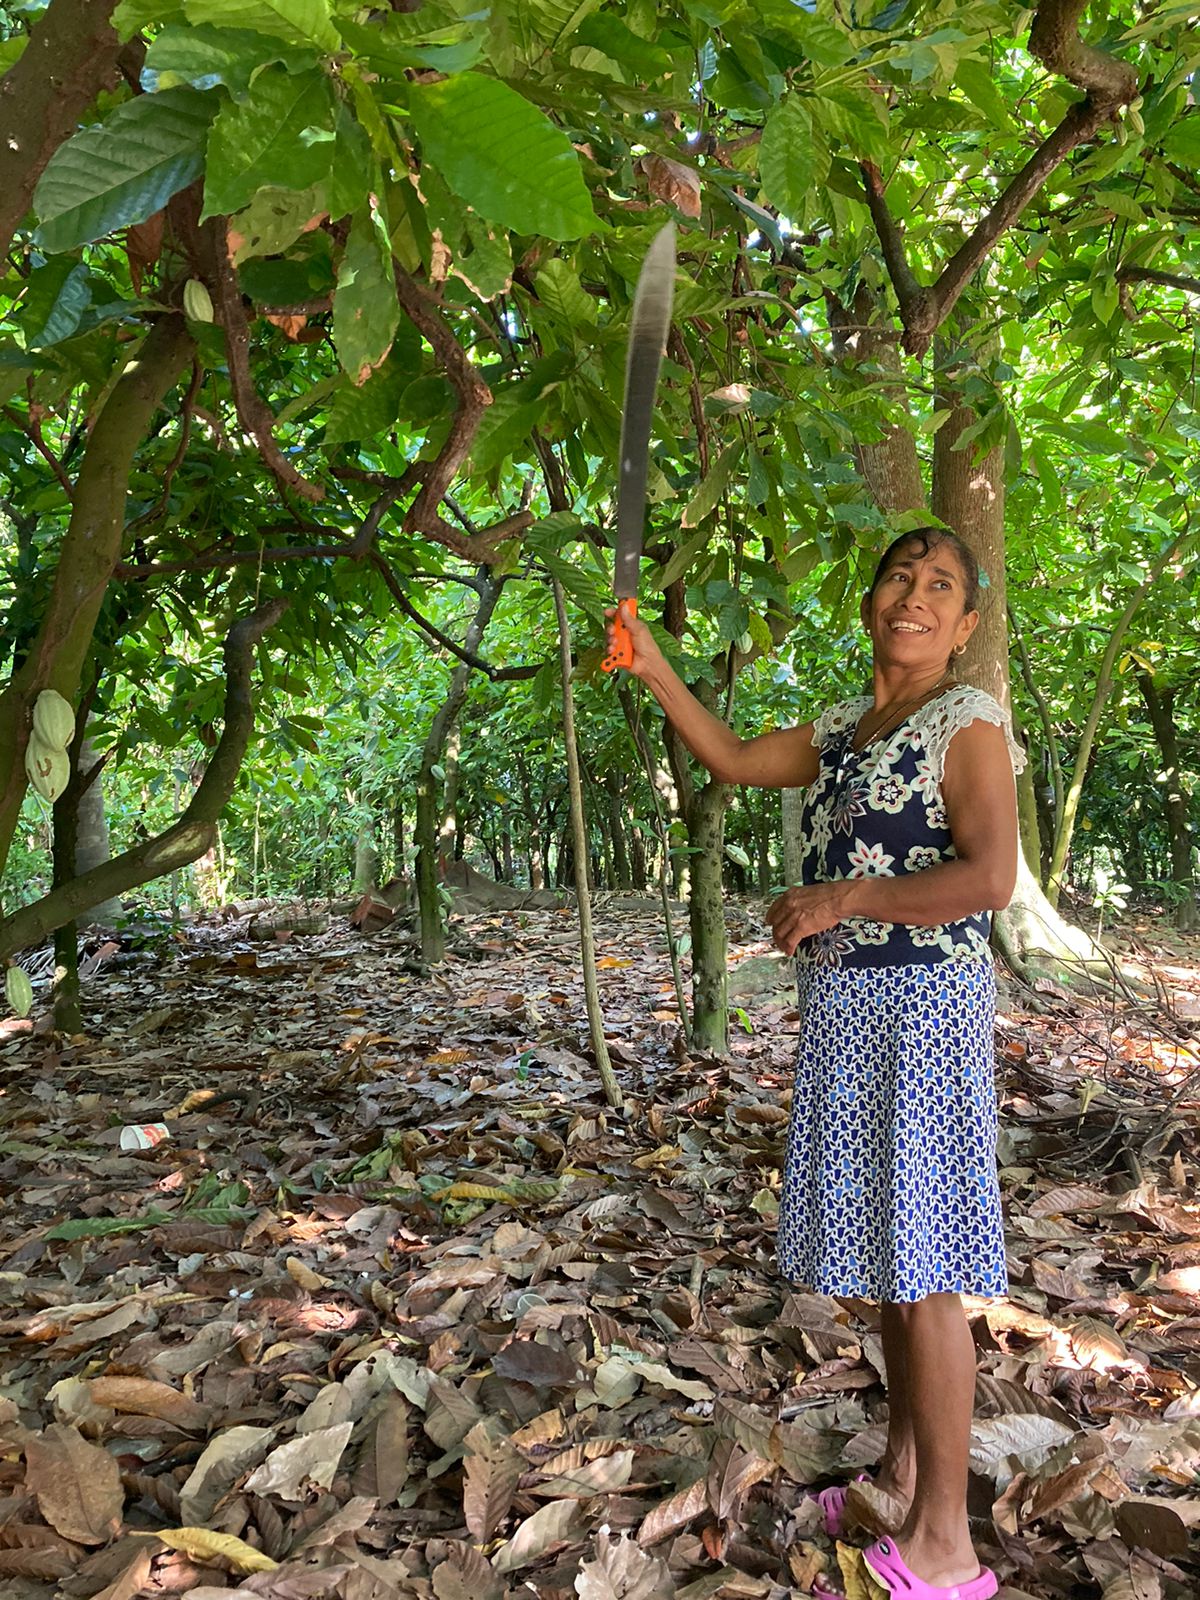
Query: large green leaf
[[759, 95, 814, 222], [33, 89, 215, 253], [17, 259, 92, 348], [682, 441, 744, 528], [333, 198, 400, 385], [183, 0, 339, 51], [145, 23, 317, 97], [203, 66, 336, 218], [408, 73, 597, 241]]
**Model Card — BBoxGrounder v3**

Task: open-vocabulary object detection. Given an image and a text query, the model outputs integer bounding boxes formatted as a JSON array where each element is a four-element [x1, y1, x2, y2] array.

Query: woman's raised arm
[[610, 606, 820, 789]]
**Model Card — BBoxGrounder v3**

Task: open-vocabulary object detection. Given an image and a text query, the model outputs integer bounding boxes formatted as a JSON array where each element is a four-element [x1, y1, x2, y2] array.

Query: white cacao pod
[[5, 966, 33, 1018], [25, 739, 69, 803], [31, 689, 75, 751], [183, 278, 214, 322]]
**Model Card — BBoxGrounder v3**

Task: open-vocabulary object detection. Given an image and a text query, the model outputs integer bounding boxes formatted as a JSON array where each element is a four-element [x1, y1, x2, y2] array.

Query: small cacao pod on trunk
[[5, 966, 33, 1018]]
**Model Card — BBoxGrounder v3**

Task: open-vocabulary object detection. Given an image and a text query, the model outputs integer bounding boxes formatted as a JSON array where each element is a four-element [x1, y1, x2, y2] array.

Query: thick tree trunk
[[0, 316, 192, 877], [1138, 673, 1197, 932], [931, 378, 1009, 705], [354, 822, 380, 894], [0, 0, 124, 261], [75, 731, 123, 924]]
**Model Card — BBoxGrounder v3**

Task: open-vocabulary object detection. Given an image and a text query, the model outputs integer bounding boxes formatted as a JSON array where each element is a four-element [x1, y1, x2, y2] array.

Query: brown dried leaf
[[492, 1498, 580, 1574], [243, 1421, 352, 1498], [179, 1426, 274, 1524], [373, 1391, 411, 1505], [575, 1528, 675, 1600], [640, 154, 702, 219], [86, 1376, 210, 1430], [432, 1540, 506, 1600], [24, 1423, 123, 1545], [636, 1477, 708, 1547], [463, 1419, 522, 1542], [1112, 1496, 1191, 1557], [493, 1336, 581, 1389], [535, 1448, 634, 1498]]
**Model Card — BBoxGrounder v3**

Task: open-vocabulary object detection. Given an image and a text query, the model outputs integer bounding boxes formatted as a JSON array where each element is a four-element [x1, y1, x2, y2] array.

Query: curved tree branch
[[863, 0, 1138, 357], [0, 599, 288, 960], [393, 268, 534, 561]]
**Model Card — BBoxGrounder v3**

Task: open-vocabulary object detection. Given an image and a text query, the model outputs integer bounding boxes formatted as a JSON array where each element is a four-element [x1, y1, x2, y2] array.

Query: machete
[[602, 222, 676, 673]]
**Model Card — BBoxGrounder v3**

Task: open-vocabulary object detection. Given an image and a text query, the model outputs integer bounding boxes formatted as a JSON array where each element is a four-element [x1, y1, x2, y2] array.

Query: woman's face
[[861, 541, 979, 670]]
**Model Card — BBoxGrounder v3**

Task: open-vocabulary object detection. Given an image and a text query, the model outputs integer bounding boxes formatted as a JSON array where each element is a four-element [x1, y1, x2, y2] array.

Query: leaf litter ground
[[0, 900, 1198, 1600]]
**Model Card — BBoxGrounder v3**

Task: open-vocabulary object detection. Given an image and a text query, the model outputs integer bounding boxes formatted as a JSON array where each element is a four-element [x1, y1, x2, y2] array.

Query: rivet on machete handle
[[601, 221, 676, 675]]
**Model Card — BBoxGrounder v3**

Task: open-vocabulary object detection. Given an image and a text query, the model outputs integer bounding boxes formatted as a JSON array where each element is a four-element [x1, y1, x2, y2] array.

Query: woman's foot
[[865, 1532, 997, 1598], [882, 1525, 988, 1590]]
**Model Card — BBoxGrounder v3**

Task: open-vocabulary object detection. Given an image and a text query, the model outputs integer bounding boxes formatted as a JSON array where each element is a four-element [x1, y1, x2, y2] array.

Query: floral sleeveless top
[[794, 685, 1024, 970]]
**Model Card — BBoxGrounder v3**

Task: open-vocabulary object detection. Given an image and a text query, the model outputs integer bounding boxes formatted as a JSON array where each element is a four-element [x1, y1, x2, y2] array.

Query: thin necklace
[[852, 670, 955, 754]]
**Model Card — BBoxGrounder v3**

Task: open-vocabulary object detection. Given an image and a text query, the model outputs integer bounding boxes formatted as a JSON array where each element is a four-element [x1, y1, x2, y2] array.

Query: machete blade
[[603, 222, 676, 672]]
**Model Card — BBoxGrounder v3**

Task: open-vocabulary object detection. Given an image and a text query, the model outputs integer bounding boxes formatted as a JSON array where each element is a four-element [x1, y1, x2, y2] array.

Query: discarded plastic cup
[[120, 1122, 170, 1151]]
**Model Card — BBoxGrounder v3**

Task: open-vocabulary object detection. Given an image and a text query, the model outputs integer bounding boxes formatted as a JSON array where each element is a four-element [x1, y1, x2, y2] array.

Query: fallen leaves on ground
[[0, 899, 1197, 1599]]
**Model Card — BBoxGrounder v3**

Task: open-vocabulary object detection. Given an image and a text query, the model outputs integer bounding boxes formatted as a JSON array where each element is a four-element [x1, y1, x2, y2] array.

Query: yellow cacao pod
[[5, 965, 33, 1018], [31, 688, 75, 751], [183, 278, 214, 322], [25, 738, 69, 803]]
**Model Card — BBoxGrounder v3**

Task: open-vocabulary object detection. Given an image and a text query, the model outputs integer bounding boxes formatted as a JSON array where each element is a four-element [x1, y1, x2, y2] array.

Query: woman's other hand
[[604, 603, 663, 680], [766, 884, 846, 956]]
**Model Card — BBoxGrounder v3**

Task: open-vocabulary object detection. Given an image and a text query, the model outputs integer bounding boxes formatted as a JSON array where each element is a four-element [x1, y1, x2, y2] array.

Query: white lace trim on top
[[811, 685, 1026, 781]]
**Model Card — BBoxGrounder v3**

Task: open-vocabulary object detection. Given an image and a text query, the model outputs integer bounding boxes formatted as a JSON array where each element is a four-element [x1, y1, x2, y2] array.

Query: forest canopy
[[0, 0, 1197, 1049]]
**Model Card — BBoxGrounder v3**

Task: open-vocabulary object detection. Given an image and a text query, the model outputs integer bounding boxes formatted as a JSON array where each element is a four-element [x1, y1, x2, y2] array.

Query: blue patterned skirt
[[778, 960, 1007, 1303]]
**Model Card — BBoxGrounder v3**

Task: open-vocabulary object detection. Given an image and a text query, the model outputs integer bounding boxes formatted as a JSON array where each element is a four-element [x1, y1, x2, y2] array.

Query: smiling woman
[[607, 526, 1023, 1599]]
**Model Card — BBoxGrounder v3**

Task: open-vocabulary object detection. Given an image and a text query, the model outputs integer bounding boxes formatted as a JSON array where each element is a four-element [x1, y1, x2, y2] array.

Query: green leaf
[[644, 527, 709, 591], [227, 186, 326, 263], [18, 259, 92, 348], [534, 258, 597, 326], [46, 1208, 173, 1241], [183, 0, 339, 52], [1162, 114, 1200, 165], [954, 58, 1011, 128], [144, 23, 316, 96], [203, 65, 336, 218], [408, 73, 597, 242], [469, 389, 542, 475], [1090, 273, 1119, 326], [33, 88, 215, 253], [333, 197, 400, 385], [324, 340, 419, 445], [682, 441, 744, 528], [759, 95, 814, 222], [451, 216, 514, 302], [114, 0, 186, 38], [337, 15, 485, 75]]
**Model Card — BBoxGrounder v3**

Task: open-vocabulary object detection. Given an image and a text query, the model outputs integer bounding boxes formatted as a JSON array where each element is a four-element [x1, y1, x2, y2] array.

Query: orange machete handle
[[601, 598, 637, 673]]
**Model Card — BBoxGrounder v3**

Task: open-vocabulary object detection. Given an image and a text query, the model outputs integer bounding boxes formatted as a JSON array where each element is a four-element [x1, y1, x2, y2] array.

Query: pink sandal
[[863, 1538, 998, 1600], [812, 1474, 869, 1538]]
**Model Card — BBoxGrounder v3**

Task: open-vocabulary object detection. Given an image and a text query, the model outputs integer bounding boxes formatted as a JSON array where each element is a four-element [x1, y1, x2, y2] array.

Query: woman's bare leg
[[876, 1304, 917, 1507], [881, 1292, 980, 1587]]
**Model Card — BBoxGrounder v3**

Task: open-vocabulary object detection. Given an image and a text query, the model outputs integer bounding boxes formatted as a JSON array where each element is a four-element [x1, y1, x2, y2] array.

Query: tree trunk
[[51, 737, 84, 1035], [931, 370, 1009, 705], [392, 803, 406, 879], [1138, 673, 1197, 932], [0, 600, 286, 960], [686, 778, 730, 1054], [75, 731, 122, 924], [439, 725, 461, 860], [0, 316, 192, 877], [606, 775, 632, 889], [781, 787, 806, 888], [0, 0, 125, 262], [414, 574, 502, 961], [354, 821, 380, 894], [629, 828, 647, 892]]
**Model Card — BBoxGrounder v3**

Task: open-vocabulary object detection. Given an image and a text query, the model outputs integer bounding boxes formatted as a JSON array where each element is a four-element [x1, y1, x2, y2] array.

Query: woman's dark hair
[[867, 528, 981, 613]]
